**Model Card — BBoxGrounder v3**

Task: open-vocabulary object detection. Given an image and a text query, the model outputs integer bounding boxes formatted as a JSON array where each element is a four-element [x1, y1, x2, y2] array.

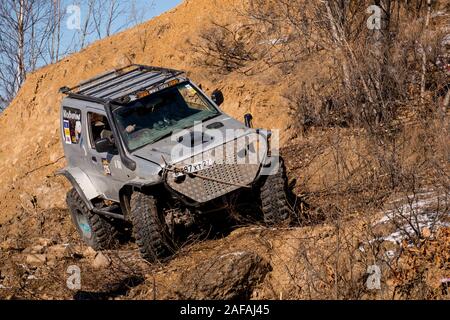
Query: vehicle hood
[[131, 114, 253, 167]]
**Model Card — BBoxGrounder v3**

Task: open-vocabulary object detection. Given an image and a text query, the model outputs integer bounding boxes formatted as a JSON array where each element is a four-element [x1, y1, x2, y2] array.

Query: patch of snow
[[370, 191, 449, 245], [371, 215, 449, 245], [375, 195, 438, 226]]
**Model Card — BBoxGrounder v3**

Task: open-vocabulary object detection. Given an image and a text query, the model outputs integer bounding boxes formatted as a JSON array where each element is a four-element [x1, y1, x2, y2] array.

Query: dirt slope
[[0, 0, 295, 225]]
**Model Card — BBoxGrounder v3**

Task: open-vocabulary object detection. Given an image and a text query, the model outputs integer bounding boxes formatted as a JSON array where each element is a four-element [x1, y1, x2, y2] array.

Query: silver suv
[[57, 65, 293, 262]]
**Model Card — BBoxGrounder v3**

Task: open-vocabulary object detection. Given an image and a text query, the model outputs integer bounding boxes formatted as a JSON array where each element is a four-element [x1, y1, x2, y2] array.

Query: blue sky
[[152, 0, 183, 16], [60, 0, 183, 56]]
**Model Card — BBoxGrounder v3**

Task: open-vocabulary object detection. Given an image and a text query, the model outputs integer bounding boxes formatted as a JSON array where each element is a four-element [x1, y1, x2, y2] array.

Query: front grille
[[166, 135, 261, 203]]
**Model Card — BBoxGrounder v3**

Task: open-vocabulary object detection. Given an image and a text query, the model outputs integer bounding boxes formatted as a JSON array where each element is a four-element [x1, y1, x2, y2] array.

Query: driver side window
[[88, 112, 114, 149]]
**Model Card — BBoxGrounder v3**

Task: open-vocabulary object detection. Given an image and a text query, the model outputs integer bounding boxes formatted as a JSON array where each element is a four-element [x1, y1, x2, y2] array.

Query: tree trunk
[[17, 0, 26, 89], [51, 0, 61, 63], [323, 0, 351, 89]]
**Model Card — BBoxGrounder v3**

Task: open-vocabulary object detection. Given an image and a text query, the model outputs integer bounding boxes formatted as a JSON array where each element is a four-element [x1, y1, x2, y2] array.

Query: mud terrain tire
[[130, 192, 174, 262], [260, 158, 293, 225], [66, 188, 118, 250]]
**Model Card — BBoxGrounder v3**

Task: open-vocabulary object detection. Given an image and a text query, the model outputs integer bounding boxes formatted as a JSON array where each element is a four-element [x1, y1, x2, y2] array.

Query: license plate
[[174, 159, 215, 177]]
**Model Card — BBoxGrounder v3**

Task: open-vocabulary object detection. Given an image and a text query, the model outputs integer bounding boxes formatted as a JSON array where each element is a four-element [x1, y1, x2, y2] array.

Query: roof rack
[[59, 64, 185, 103]]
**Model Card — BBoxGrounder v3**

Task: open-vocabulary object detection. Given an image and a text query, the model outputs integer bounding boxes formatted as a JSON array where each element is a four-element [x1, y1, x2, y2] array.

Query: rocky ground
[[0, 165, 447, 300]]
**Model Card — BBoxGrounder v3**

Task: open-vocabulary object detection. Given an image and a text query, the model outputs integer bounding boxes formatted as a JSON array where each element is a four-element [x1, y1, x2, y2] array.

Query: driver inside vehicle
[[122, 102, 147, 134], [126, 124, 137, 134], [91, 113, 114, 144], [123, 97, 174, 134], [113, 82, 219, 151]]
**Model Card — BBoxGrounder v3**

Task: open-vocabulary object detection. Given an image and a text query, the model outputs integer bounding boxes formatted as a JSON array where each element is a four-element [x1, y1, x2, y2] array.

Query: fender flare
[[118, 180, 163, 219], [56, 167, 101, 211]]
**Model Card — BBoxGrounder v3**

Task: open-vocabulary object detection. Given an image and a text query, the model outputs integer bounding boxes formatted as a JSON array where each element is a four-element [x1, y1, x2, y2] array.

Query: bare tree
[[49, 0, 63, 63], [75, 0, 154, 50], [92, 0, 122, 39], [129, 0, 155, 26], [0, 0, 53, 106], [195, 0, 445, 128], [0, 0, 156, 110], [78, 0, 95, 49], [420, 0, 432, 103]]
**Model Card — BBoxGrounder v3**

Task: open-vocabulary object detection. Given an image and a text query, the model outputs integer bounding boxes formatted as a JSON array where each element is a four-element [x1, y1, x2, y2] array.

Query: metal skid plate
[[166, 134, 261, 203]]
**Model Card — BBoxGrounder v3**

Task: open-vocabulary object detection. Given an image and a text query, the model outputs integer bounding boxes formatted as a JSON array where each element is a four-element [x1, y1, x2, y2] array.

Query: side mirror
[[95, 138, 114, 153], [244, 113, 253, 128], [211, 89, 224, 106]]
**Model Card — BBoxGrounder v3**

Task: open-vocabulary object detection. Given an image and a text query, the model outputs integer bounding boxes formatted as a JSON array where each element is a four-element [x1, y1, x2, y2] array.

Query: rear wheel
[[66, 188, 118, 250], [259, 157, 293, 225], [130, 191, 174, 262]]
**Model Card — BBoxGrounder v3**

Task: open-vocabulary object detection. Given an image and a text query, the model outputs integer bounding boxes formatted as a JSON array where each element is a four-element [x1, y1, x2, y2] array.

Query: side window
[[88, 112, 114, 149], [62, 107, 82, 145]]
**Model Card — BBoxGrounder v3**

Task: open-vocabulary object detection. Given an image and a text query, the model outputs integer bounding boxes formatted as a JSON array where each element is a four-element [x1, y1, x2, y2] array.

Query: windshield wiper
[[132, 113, 221, 150], [152, 130, 173, 143], [201, 113, 220, 123]]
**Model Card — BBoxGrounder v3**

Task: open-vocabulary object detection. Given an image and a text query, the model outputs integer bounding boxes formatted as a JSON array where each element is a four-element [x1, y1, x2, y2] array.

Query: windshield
[[112, 82, 220, 151]]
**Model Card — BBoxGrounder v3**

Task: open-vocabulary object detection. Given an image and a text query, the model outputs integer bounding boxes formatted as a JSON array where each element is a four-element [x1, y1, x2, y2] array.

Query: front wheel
[[130, 192, 174, 262], [259, 157, 294, 225], [66, 188, 118, 250]]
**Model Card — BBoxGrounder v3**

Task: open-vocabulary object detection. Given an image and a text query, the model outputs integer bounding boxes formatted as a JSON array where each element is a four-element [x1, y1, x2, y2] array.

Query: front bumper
[[165, 133, 264, 203]]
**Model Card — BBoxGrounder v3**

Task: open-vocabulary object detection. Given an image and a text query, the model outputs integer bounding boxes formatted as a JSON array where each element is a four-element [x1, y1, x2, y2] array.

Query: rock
[[83, 247, 97, 258], [31, 245, 45, 254], [92, 252, 110, 269], [422, 227, 431, 238], [47, 244, 70, 260], [114, 54, 133, 69], [0, 241, 9, 251], [28, 238, 52, 248], [64, 244, 81, 257], [26, 254, 47, 265], [35, 238, 51, 247], [0, 239, 21, 252], [22, 245, 45, 254], [174, 251, 271, 300]]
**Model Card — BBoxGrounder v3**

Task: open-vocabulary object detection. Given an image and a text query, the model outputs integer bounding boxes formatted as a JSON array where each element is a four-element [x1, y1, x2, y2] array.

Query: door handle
[[91, 156, 98, 163]]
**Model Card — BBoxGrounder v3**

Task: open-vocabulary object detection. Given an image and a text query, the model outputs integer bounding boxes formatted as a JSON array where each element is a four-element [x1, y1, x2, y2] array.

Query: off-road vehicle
[[57, 65, 293, 262]]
